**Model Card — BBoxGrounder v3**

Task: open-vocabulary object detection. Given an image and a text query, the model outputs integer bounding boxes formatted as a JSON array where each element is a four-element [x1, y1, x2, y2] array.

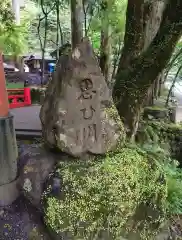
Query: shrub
[[164, 162, 182, 215], [138, 142, 182, 215], [44, 147, 167, 239], [137, 120, 182, 144], [137, 120, 182, 164]]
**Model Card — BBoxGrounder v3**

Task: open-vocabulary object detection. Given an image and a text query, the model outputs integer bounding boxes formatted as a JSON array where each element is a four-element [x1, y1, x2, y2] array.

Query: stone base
[[18, 144, 57, 207], [0, 177, 20, 206]]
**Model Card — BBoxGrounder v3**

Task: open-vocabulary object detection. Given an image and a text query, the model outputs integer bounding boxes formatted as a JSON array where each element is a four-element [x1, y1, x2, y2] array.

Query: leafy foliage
[[21, 0, 71, 53], [129, 141, 182, 218], [165, 41, 182, 80], [137, 121, 182, 216], [0, 0, 29, 54], [88, 0, 127, 54], [0, 0, 14, 31], [164, 162, 182, 215], [11, 0, 127, 57], [137, 120, 182, 145], [0, 24, 28, 55]]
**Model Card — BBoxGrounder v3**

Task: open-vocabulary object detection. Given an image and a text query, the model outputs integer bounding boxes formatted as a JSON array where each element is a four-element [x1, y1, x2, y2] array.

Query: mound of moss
[[44, 147, 167, 240], [138, 120, 182, 141]]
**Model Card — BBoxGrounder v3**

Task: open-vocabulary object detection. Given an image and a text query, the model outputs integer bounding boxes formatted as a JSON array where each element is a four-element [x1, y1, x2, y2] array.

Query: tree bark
[[144, 1, 165, 105], [99, 0, 111, 84], [71, 0, 83, 49], [117, 0, 145, 73], [143, 1, 165, 50], [100, 25, 111, 84], [113, 0, 182, 139]]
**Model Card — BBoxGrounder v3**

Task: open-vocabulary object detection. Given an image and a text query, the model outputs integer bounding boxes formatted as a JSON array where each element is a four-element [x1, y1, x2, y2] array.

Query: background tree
[[99, 0, 112, 83], [113, 0, 182, 139], [71, 0, 83, 48], [87, 0, 126, 84], [0, 0, 28, 55]]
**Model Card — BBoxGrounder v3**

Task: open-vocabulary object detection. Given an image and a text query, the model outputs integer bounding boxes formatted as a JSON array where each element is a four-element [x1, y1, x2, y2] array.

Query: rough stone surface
[[40, 38, 123, 157], [0, 114, 18, 186], [18, 144, 58, 207], [0, 177, 20, 207], [0, 196, 51, 240], [0, 114, 20, 207]]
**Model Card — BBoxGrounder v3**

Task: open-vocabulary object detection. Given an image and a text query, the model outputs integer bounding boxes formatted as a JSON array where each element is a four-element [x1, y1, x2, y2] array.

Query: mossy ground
[[44, 146, 167, 240]]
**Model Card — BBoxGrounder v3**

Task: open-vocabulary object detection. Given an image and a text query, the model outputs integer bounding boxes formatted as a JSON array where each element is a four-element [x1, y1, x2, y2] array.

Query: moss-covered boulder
[[143, 106, 169, 120], [137, 120, 182, 165], [43, 147, 167, 240]]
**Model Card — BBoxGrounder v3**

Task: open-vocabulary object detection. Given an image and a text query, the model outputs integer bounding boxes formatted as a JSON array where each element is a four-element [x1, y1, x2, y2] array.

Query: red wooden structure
[[7, 87, 31, 109]]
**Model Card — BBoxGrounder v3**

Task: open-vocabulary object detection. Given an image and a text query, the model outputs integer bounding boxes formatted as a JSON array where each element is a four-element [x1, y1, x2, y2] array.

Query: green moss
[[44, 147, 167, 240], [105, 104, 126, 149], [138, 120, 182, 145]]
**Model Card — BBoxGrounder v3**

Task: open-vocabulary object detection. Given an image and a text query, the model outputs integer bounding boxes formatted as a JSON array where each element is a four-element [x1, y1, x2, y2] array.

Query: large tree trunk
[[143, 1, 165, 50], [117, 0, 145, 72], [118, 0, 165, 106], [71, 0, 83, 49], [144, 1, 165, 105], [100, 26, 111, 84], [113, 0, 182, 139], [99, 0, 111, 84]]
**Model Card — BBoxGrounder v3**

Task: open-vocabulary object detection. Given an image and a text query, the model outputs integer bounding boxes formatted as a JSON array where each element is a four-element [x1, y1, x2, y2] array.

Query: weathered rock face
[[0, 114, 19, 206], [40, 38, 124, 157], [18, 145, 57, 207]]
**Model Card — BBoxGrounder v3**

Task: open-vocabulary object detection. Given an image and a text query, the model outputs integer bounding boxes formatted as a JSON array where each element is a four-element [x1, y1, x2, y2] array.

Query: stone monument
[[40, 38, 124, 157]]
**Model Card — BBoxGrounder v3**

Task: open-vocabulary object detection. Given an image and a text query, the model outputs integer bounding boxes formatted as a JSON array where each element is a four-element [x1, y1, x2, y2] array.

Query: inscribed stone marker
[[40, 38, 124, 157]]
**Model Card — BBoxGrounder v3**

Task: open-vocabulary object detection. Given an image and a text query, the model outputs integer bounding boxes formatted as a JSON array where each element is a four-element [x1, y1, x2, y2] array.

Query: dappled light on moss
[[105, 104, 126, 149], [44, 147, 167, 239]]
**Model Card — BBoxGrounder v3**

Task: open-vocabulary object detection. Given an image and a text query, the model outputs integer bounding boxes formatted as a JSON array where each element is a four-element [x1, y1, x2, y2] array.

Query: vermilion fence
[[7, 88, 31, 109]]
